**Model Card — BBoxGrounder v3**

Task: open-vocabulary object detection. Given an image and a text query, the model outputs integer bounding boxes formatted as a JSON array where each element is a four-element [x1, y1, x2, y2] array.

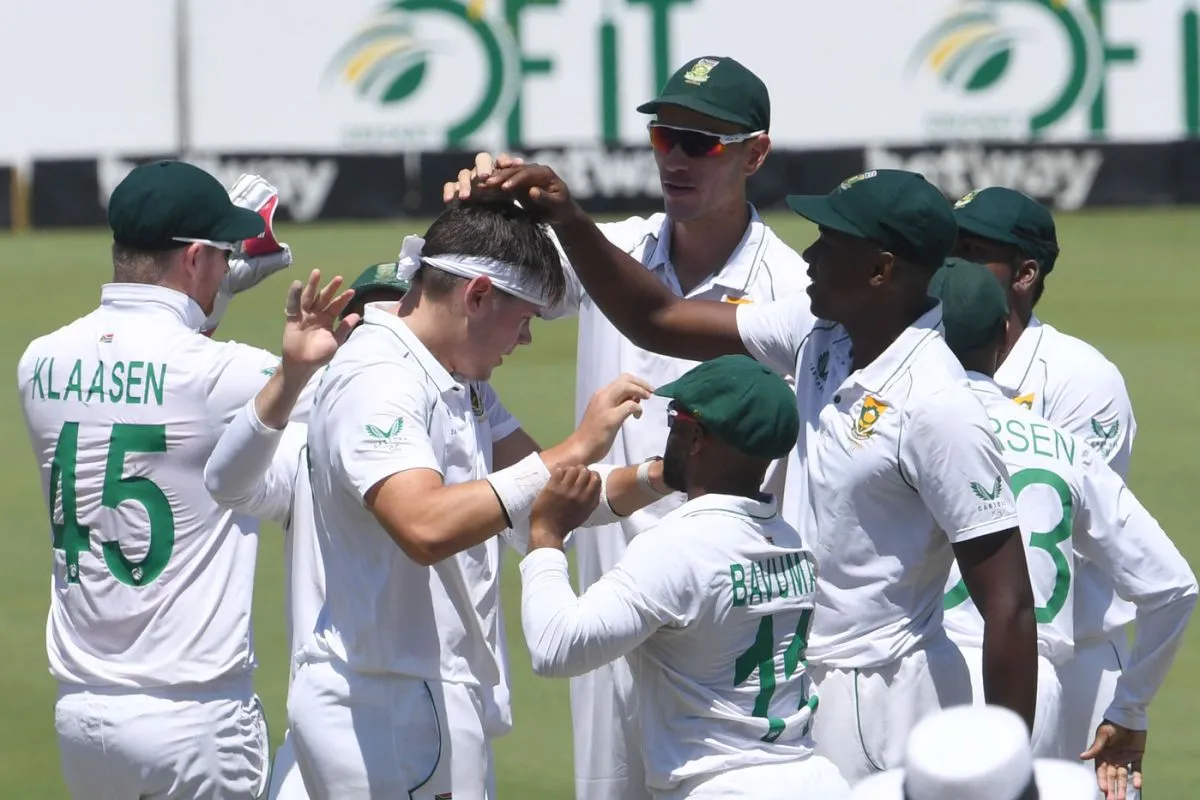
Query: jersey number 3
[[49, 422, 175, 587], [734, 610, 816, 743]]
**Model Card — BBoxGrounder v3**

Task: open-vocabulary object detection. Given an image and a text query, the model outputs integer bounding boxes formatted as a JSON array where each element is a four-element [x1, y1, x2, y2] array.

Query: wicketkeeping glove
[[201, 174, 294, 336]]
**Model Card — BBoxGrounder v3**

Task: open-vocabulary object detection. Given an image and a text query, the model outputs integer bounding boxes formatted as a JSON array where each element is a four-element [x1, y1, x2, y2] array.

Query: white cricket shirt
[[304, 303, 521, 689], [17, 284, 293, 688], [521, 494, 820, 792], [203, 405, 320, 678], [738, 302, 1019, 668], [995, 316, 1139, 644], [944, 376, 1196, 729], [547, 206, 810, 593]]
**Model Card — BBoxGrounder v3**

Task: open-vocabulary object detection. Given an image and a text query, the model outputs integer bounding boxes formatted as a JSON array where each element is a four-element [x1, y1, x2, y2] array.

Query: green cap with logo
[[654, 354, 798, 460], [350, 261, 411, 295], [786, 169, 958, 269], [637, 56, 770, 132], [107, 160, 265, 251], [928, 257, 1010, 354], [953, 187, 1060, 274]]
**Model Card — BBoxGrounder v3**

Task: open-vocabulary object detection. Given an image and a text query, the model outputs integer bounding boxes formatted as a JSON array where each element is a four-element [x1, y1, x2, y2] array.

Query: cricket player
[[930, 258, 1197, 798], [851, 706, 1097, 800], [950, 187, 1141, 759], [462, 163, 1039, 782], [204, 261, 409, 800], [445, 55, 810, 800], [287, 199, 679, 800], [520, 355, 851, 799], [16, 159, 343, 799]]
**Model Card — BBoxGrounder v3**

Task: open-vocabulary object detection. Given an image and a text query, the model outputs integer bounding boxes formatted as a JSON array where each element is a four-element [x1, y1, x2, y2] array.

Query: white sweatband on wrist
[[637, 458, 671, 496], [487, 452, 552, 525], [580, 463, 622, 527]]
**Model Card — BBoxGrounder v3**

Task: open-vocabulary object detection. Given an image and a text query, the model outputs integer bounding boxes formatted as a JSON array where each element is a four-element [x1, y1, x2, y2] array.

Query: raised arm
[[446, 156, 750, 362]]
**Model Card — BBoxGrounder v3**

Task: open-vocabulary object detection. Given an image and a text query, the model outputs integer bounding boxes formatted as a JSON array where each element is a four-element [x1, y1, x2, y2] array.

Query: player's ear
[[462, 275, 495, 315], [743, 134, 771, 176], [1011, 258, 1040, 296]]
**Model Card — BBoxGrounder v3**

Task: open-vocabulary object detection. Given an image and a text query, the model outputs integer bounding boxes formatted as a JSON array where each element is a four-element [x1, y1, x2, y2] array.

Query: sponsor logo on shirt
[[99, 333, 113, 343], [850, 395, 888, 441], [811, 350, 830, 390], [1088, 416, 1120, 458], [365, 417, 407, 449], [1013, 392, 1035, 410], [470, 385, 485, 419], [970, 476, 1008, 516]]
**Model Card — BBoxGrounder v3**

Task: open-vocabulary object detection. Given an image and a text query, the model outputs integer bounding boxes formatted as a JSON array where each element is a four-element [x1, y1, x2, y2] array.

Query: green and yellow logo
[[324, 0, 520, 146], [851, 395, 889, 441], [907, 0, 1114, 137]]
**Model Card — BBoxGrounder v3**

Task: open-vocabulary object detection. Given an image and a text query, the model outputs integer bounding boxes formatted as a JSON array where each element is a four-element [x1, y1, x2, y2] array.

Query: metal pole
[[175, 0, 192, 156]]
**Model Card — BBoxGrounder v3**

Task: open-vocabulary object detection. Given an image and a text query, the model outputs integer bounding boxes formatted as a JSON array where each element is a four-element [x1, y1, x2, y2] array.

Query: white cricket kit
[[289, 303, 522, 800], [944, 377, 1197, 752], [520, 494, 850, 800], [204, 406, 321, 800], [737, 301, 1019, 782], [17, 284, 300, 799], [548, 206, 810, 800], [994, 316, 1141, 751]]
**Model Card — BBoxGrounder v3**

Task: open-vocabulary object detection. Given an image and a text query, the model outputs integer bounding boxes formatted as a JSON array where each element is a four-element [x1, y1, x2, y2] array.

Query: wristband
[[637, 457, 671, 496], [580, 463, 622, 527], [486, 452, 552, 524]]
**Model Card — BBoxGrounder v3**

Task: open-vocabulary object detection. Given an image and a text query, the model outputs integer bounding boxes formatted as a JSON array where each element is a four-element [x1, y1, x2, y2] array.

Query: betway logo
[[865, 144, 1103, 211], [523, 147, 662, 199], [97, 155, 338, 222]]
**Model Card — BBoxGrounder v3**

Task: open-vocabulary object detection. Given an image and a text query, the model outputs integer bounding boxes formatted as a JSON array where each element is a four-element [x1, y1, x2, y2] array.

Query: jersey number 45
[[49, 422, 175, 587]]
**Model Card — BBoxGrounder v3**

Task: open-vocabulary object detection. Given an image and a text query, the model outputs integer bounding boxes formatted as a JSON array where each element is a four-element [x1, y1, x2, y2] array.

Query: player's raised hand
[[281, 270, 358, 372], [530, 465, 602, 541], [570, 374, 655, 463], [483, 163, 576, 223], [443, 152, 526, 203], [1082, 720, 1145, 800]]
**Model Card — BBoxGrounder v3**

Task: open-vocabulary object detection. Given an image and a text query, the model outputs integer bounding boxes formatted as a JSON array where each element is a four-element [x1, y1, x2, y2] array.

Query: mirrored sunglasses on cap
[[647, 122, 764, 158]]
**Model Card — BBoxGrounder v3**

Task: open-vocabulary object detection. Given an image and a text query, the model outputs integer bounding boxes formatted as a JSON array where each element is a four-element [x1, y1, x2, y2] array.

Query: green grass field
[[3, 209, 1199, 797]]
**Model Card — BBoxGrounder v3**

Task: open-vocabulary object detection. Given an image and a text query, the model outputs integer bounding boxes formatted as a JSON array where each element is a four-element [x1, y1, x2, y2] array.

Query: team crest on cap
[[376, 262, 398, 281], [683, 58, 720, 86], [838, 171, 877, 192], [851, 395, 889, 441], [955, 190, 980, 208]]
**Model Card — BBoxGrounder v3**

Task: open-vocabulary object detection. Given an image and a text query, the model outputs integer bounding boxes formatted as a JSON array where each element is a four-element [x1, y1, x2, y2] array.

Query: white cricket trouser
[[657, 757, 850, 800], [958, 644, 1065, 758], [55, 675, 269, 800], [808, 632, 973, 785], [288, 658, 493, 800], [1059, 630, 1131, 759], [569, 655, 650, 800], [267, 729, 309, 800]]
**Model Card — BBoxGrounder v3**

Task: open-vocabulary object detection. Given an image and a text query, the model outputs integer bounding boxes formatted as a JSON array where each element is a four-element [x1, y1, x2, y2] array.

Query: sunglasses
[[648, 122, 764, 158], [667, 404, 701, 428]]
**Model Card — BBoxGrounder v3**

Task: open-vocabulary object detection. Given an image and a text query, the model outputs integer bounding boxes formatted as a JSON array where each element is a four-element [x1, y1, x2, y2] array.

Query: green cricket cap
[[655, 355, 798, 460], [637, 56, 770, 132], [107, 160, 265, 251], [786, 169, 958, 269], [953, 187, 1060, 274], [350, 261, 411, 296], [928, 257, 1010, 354]]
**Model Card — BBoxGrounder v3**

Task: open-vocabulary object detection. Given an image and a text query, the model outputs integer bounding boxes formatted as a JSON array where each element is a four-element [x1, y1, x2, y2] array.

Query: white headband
[[396, 234, 550, 308]]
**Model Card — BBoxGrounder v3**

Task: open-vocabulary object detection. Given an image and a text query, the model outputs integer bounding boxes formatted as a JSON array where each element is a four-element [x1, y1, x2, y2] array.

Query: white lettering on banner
[[522, 148, 662, 200], [97, 156, 339, 223], [865, 144, 1103, 211]]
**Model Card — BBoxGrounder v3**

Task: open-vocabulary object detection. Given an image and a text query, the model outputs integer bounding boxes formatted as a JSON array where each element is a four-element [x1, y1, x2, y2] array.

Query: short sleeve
[[736, 294, 815, 377], [900, 387, 1019, 543], [321, 364, 442, 501], [1047, 361, 1136, 480], [478, 381, 520, 443]]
